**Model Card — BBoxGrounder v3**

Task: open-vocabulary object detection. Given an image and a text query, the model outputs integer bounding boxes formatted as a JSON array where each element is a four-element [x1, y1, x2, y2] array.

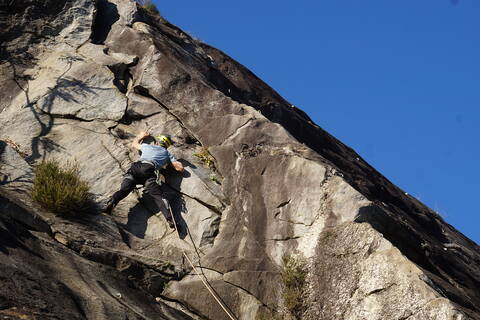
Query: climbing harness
[[139, 160, 166, 185], [167, 206, 238, 320]]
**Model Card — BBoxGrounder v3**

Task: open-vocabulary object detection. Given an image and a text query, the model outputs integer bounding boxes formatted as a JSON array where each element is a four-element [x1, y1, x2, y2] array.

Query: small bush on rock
[[255, 256, 308, 320], [136, 0, 160, 16], [32, 159, 93, 216], [281, 255, 307, 319], [193, 148, 216, 171]]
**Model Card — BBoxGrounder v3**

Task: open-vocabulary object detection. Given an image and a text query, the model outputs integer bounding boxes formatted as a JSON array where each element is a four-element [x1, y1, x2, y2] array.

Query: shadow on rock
[[0, 217, 43, 259], [90, 0, 120, 45], [164, 159, 197, 239], [178, 159, 196, 170], [124, 187, 188, 240], [124, 199, 154, 239], [163, 186, 188, 239], [166, 159, 195, 188]]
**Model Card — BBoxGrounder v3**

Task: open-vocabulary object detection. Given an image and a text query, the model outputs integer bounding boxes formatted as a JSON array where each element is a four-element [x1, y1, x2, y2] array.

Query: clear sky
[[154, 0, 480, 244]]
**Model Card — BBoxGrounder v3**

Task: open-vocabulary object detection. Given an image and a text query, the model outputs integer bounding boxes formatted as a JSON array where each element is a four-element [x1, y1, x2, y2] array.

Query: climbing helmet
[[156, 134, 173, 148]]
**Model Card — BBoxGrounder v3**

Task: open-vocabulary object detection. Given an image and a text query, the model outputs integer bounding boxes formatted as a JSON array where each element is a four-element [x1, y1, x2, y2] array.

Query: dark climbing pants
[[111, 162, 172, 222]]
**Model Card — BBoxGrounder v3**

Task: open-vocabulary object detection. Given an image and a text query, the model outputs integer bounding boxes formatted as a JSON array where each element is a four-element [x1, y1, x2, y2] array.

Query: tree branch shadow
[[7, 57, 109, 163]]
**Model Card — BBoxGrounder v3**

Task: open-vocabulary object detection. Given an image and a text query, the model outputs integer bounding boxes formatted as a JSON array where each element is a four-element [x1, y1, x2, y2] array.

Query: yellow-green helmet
[[156, 134, 173, 148]]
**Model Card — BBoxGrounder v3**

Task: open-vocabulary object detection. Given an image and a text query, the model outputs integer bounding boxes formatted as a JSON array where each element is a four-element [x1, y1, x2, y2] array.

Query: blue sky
[[154, 0, 480, 244]]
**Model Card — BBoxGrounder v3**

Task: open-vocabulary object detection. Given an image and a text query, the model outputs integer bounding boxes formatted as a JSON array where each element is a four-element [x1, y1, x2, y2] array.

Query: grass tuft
[[32, 159, 93, 216], [136, 0, 160, 16], [209, 174, 221, 185], [193, 148, 216, 171], [281, 255, 307, 319], [256, 255, 308, 319]]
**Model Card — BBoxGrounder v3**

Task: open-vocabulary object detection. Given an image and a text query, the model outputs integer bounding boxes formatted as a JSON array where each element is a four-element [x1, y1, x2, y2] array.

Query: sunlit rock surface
[[1, 0, 479, 319]]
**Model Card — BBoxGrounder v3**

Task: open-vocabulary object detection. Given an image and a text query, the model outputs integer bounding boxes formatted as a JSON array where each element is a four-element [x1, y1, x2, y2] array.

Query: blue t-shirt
[[139, 144, 176, 168]]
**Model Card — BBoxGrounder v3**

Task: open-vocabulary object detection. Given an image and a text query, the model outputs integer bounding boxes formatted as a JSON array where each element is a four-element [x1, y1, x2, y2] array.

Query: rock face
[[1, 1, 479, 319]]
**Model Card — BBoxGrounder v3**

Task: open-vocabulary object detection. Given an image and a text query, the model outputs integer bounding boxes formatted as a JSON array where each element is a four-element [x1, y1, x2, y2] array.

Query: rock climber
[[104, 130, 184, 228]]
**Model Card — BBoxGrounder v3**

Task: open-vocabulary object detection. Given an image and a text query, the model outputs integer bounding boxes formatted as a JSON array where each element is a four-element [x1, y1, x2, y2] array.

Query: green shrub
[[255, 255, 308, 320], [136, 0, 160, 16], [209, 174, 221, 185], [281, 255, 307, 319], [193, 148, 216, 171], [32, 159, 93, 216]]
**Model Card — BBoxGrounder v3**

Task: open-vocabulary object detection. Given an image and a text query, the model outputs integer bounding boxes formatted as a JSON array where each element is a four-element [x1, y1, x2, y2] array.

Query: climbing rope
[[168, 206, 237, 320]]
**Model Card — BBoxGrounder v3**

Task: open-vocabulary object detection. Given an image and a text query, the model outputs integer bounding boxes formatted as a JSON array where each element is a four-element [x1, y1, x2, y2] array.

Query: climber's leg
[[144, 177, 174, 228]]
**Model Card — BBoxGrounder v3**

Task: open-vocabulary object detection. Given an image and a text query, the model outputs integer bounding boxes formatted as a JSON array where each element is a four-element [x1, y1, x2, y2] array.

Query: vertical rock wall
[[0, 0, 479, 319]]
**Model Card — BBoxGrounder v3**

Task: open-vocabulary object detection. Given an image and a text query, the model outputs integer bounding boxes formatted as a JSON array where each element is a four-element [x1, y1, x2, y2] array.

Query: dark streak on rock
[[38, 110, 94, 122], [90, 0, 119, 45], [107, 57, 139, 94], [266, 236, 301, 242], [177, 191, 223, 216], [276, 200, 290, 209]]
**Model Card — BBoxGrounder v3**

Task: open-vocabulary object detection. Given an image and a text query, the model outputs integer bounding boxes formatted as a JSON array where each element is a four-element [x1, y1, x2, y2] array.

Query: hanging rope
[[168, 206, 237, 320]]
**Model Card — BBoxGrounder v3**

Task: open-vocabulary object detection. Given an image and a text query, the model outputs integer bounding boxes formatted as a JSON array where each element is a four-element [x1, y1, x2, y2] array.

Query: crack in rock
[[276, 199, 291, 209], [181, 192, 223, 216], [265, 236, 301, 242], [365, 283, 397, 296], [166, 183, 224, 216], [101, 140, 127, 173], [174, 265, 275, 315], [273, 207, 319, 226], [50, 231, 183, 289], [120, 110, 164, 124], [274, 217, 315, 226], [133, 85, 200, 143], [223, 279, 276, 312], [219, 117, 254, 146], [418, 274, 448, 299]]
